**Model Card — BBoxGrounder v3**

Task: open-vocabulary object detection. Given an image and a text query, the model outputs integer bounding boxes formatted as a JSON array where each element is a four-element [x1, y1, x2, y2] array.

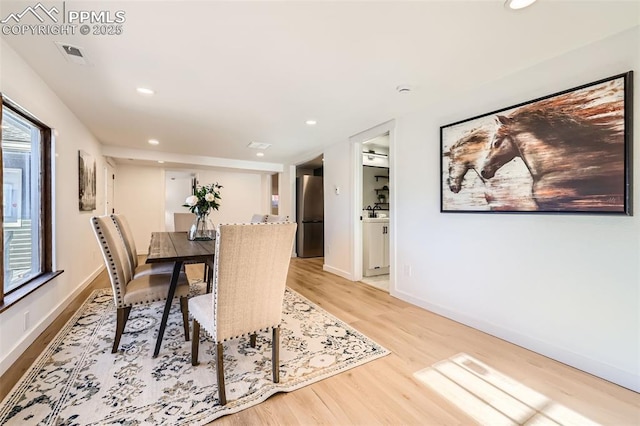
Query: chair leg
[[216, 342, 227, 405], [112, 306, 132, 353], [250, 333, 257, 348], [191, 320, 200, 366], [180, 297, 190, 341], [123, 306, 132, 323], [272, 327, 280, 383]]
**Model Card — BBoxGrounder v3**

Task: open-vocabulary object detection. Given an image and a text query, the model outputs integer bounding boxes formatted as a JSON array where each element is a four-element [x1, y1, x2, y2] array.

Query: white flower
[[185, 195, 199, 206], [205, 193, 215, 202]]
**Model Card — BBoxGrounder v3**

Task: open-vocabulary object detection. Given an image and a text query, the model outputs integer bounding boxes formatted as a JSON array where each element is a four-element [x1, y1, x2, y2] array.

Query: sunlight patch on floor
[[413, 353, 600, 426]]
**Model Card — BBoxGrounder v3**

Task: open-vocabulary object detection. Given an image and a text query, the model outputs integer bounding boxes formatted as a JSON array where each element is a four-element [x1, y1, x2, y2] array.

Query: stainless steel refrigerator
[[296, 175, 324, 257]]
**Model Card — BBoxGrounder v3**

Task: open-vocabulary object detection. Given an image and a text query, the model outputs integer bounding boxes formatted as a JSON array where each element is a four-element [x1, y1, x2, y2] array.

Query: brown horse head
[[480, 115, 518, 180]]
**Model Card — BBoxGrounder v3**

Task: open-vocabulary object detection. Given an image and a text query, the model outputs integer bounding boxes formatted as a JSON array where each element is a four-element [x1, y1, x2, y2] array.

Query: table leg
[[153, 261, 184, 358], [206, 257, 214, 293]]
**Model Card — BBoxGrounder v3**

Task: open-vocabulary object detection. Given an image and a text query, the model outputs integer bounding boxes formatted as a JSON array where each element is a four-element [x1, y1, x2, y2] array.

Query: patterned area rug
[[0, 284, 389, 425]]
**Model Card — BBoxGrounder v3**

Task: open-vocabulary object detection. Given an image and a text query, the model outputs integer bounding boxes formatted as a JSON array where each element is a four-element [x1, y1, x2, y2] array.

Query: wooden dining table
[[146, 231, 216, 357]]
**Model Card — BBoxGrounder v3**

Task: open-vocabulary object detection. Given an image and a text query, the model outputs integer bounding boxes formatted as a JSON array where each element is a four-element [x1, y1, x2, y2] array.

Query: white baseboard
[[393, 288, 640, 393], [0, 265, 105, 376], [322, 264, 353, 281]]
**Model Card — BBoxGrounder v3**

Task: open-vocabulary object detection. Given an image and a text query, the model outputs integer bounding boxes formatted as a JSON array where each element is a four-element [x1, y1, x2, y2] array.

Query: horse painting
[[480, 78, 626, 212], [445, 128, 489, 194], [443, 127, 536, 210]]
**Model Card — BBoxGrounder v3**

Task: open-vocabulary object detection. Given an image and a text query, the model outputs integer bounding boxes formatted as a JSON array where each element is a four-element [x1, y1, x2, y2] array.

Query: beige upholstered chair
[[111, 214, 175, 279], [265, 214, 289, 223], [189, 222, 297, 405], [91, 216, 191, 353], [174, 212, 196, 232]]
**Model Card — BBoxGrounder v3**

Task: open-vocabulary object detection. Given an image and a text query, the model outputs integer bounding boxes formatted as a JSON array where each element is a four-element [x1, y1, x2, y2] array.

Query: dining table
[[146, 231, 216, 358]]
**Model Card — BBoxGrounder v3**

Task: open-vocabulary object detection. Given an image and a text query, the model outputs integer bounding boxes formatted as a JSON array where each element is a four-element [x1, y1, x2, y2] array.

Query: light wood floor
[[2, 258, 639, 424]]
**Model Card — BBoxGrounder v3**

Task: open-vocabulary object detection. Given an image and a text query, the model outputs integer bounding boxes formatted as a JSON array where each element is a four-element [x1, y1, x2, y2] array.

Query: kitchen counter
[[363, 217, 389, 223]]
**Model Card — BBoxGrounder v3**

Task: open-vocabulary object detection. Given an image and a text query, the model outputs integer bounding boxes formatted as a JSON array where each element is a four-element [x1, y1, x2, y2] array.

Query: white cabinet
[[363, 218, 389, 276]]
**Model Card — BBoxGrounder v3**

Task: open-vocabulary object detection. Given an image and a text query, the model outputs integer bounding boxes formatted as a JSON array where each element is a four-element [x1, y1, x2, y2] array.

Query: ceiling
[[1, 1, 638, 171]]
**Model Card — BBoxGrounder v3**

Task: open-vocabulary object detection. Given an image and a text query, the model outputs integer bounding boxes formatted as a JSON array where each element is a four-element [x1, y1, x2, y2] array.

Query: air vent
[[55, 42, 89, 65], [64, 45, 82, 57], [247, 142, 271, 150]]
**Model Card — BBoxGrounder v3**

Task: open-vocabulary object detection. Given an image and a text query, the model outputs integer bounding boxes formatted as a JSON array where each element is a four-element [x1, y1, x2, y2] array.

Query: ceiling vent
[[55, 42, 89, 65], [247, 142, 271, 150]]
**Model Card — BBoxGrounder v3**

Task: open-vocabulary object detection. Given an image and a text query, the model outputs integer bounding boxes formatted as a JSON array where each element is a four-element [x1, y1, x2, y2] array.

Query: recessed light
[[157, 160, 165, 164], [148, 139, 160, 145], [256, 152, 265, 157], [396, 85, 412, 93], [137, 87, 155, 95], [504, 0, 537, 10], [305, 120, 317, 126]]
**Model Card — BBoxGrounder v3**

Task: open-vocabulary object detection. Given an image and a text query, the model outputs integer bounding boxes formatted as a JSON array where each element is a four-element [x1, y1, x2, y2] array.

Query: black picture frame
[[440, 71, 633, 215]]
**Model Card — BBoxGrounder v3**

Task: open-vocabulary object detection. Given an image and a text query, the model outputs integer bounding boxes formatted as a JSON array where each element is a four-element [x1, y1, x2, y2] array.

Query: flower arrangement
[[183, 182, 223, 216]]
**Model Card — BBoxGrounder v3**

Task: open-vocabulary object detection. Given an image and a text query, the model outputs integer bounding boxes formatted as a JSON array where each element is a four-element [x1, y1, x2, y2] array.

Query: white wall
[[260, 174, 271, 215], [114, 165, 268, 253], [194, 169, 264, 225], [391, 28, 639, 391], [280, 166, 296, 226], [323, 141, 354, 279], [0, 40, 105, 374], [113, 165, 166, 254], [164, 171, 194, 230]]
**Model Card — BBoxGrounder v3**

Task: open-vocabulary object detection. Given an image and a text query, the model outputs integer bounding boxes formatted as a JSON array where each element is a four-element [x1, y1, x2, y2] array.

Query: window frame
[[0, 94, 62, 312]]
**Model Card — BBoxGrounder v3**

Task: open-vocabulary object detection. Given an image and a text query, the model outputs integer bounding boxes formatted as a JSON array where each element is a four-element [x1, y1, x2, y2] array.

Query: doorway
[[270, 173, 279, 215], [351, 121, 395, 294], [105, 162, 115, 215], [295, 155, 324, 258]]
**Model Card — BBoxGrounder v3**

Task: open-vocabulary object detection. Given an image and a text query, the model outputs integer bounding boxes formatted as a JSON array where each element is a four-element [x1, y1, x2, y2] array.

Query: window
[[1, 95, 59, 309]]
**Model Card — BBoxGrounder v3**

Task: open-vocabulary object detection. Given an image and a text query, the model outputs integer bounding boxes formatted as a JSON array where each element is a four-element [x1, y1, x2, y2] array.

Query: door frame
[[349, 120, 396, 293], [104, 160, 115, 216]]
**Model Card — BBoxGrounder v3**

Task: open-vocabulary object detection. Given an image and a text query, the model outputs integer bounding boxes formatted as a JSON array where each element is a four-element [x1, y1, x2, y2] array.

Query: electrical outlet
[[24, 311, 30, 331]]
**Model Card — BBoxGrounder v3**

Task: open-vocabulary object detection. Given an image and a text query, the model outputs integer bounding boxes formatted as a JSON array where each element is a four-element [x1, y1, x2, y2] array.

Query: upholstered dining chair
[[265, 214, 289, 223], [250, 213, 266, 223], [174, 212, 196, 232], [189, 222, 297, 405], [91, 215, 191, 353], [111, 214, 176, 278]]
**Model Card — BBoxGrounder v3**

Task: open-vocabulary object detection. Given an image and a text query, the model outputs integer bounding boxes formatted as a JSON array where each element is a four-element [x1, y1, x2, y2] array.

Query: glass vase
[[188, 212, 214, 241]]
